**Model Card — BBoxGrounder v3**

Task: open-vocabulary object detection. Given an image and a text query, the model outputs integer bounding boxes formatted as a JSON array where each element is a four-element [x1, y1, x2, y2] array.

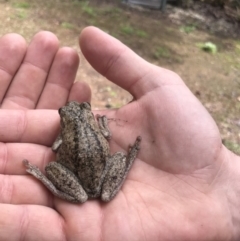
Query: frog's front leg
[[101, 136, 141, 202], [23, 160, 88, 203], [96, 115, 111, 139], [51, 133, 63, 152]]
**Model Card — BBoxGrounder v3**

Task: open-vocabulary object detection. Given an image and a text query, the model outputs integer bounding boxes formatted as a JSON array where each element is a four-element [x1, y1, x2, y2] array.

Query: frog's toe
[[101, 188, 118, 202], [101, 192, 112, 202]]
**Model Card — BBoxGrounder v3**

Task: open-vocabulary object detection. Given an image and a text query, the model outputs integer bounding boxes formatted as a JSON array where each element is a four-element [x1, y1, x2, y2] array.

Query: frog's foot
[[101, 136, 141, 202], [23, 160, 88, 203], [96, 114, 111, 140]]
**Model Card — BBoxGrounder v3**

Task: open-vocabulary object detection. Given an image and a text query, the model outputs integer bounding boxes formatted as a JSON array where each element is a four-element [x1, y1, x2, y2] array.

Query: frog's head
[[58, 101, 93, 127]]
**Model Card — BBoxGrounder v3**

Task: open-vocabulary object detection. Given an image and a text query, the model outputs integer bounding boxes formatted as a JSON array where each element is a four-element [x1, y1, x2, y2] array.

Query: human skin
[[0, 27, 239, 241]]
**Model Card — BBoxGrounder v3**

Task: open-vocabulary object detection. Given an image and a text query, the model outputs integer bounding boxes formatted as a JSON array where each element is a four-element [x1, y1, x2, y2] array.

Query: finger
[[36, 47, 81, 109], [0, 174, 53, 205], [0, 33, 27, 103], [0, 143, 56, 206], [0, 109, 59, 146], [79, 27, 180, 99], [2, 31, 59, 109], [0, 205, 64, 240], [0, 143, 54, 175], [68, 81, 91, 103], [0, 203, 103, 241], [57, 200, 102, 240], [0, 143, 55, 205]]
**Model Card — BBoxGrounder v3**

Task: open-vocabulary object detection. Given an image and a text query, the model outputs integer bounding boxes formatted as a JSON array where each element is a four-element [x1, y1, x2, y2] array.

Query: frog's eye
[[58, 107, 62, 115], [82, 102, 91, 110]]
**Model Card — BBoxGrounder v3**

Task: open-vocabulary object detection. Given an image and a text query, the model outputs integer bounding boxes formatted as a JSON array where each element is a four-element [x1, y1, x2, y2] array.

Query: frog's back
[[57, 101, 110, 197], [78, 122, 109, 193], [58, 121, 110, 195]]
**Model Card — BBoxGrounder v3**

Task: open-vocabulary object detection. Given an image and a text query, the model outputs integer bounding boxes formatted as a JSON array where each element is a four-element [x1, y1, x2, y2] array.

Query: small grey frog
[[23, 101, 141, 203]]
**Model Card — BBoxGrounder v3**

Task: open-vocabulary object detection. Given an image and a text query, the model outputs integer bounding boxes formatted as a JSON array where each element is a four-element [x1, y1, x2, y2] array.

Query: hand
[[0, 31, 90, 109], [1, 28, 240, 241]]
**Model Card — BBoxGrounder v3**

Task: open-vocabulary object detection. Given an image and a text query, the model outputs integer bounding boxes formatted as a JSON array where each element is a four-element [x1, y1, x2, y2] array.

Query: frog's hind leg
[[101, 136, 141, 202], [23, 160, 88, 203]]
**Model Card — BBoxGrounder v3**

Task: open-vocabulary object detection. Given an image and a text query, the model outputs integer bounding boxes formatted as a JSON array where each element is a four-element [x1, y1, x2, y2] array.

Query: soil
[[0, 0, 240, 153]]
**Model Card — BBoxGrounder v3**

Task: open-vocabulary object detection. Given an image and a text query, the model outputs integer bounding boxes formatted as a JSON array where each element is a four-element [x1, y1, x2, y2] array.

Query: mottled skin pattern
[[23, 101, 141, 203], [54, 102, 110, 197]]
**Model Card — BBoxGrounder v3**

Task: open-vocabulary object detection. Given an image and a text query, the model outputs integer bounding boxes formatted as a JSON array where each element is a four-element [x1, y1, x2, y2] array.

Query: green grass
[[153, 46, 171, 59], [120, 24, 134, 35], [223, 140, 240, 155], [180, 24, 196, 34], [15, 9, 28, 19], [100, 6, 122, 16], [120, 25, 148, 38], [197, 42, 218, 54], [61, 22, 74, 29], [13, 2, 30, 8], [82, 3, 96, 17], [235, 41, 240, 53], [136, 30, 148, 38]]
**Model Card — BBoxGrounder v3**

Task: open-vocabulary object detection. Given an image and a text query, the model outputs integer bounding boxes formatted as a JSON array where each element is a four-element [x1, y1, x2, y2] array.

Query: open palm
[[0, 28, 239, 241]]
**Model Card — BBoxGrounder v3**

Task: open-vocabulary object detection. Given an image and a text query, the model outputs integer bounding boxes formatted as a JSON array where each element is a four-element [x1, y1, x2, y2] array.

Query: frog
[[23, 101, 141, 203]]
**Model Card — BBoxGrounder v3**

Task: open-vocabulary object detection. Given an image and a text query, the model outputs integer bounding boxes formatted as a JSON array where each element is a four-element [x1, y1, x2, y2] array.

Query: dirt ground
[[0, 0, 240, 154]]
